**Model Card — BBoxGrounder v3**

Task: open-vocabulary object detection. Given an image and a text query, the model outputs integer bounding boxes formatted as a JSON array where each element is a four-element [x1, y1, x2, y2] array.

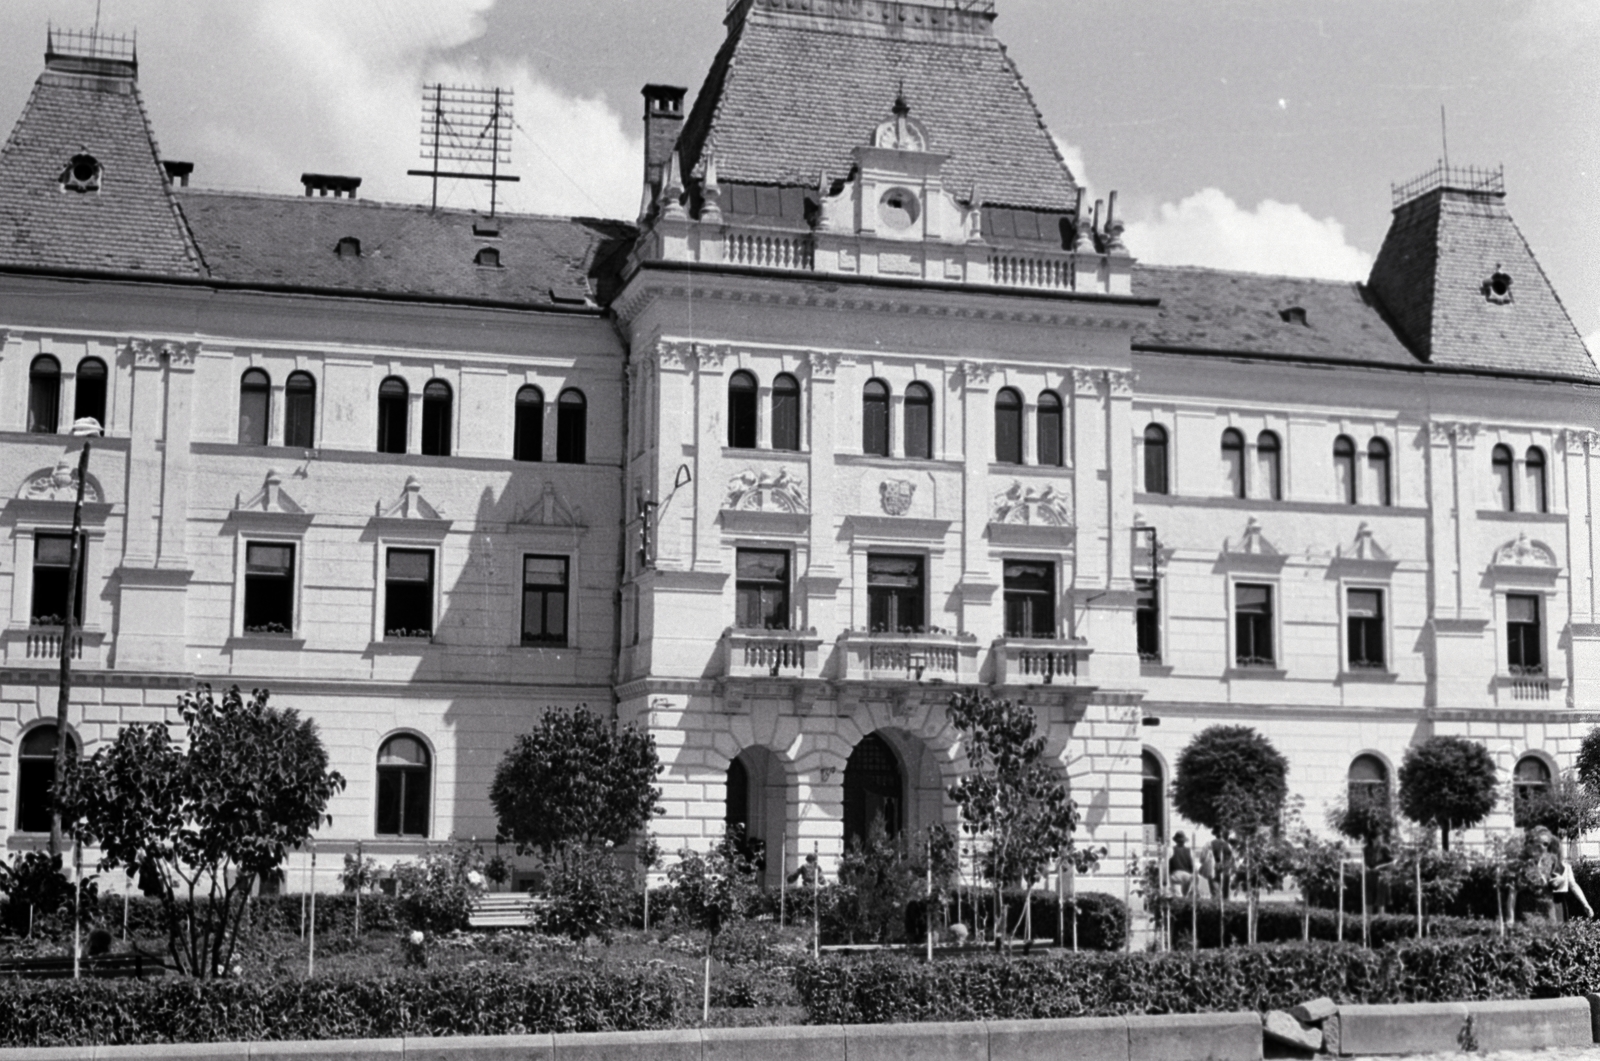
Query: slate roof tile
[[677, 0, 1078, 211], [0, 60, 199, 278]]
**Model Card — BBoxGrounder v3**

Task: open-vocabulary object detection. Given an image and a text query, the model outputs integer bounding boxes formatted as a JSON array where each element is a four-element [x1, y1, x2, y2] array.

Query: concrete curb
[[5, 999, 1598, 1061]]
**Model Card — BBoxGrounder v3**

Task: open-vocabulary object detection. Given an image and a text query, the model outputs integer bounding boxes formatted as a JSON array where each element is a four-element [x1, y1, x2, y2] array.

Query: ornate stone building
[[2, 2, 1597, 891]]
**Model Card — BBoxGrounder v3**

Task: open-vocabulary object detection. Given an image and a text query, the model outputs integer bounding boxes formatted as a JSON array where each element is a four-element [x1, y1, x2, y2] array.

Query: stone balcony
[[2, 625, 106, 668], [837, 629, 981, 684], [991, 636, 1091, 688], [720, 627, 825, 680]]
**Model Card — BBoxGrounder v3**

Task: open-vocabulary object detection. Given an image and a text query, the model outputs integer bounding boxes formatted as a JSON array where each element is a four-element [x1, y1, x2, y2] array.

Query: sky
[[2, 0, 1596, 353]]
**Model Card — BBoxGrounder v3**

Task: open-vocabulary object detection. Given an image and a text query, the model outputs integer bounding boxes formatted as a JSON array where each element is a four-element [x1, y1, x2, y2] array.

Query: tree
[[1577, 726, 1600, 796], [489, 706, 663, 866], [1330, 785, 1396, 849], [1515, 772, 1600, 840], [57, 685, 344, 977], [1172, 726, 1289, 838], [946, 692, 1086, 948], [1396, 736, 1497, 851]]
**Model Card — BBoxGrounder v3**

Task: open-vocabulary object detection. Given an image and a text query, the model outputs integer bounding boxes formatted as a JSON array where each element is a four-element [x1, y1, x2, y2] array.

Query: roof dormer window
[[1484, 269, 1513, 305], [474, 247, 501, 268], [60, 152, 101, 194], [336, 237, 361, 259], [1279, 307, 1308, 326]]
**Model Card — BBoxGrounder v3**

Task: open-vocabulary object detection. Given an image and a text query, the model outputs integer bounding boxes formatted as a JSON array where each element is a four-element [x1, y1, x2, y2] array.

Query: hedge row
[[1164, 899, 1505, 949], [792, 921, 1600, 1024], [7, 893, 404, 944], [0, 964, 683, 1047]]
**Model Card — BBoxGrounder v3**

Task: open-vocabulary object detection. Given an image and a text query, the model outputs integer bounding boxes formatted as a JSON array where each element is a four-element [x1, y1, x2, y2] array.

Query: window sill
[[369, 638, 437, 654], [1225, 666, 1286, 680], [1475, 509, 1565, 523], [1338, 668, 1398, 684], [518, 641, 572, 651], [227, 635, 306, 650], [1140, 661, 1174, 677]]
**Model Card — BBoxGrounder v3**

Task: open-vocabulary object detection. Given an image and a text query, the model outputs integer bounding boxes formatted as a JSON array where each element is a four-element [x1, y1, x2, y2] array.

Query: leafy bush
[[0, 964, 683, 1046], [904, 888, 1127, 951], [667, 832, 760, 937], [793, 922, 1600, 1025], [1168, 898, 1500, 948], [0, 852, 96, 937], [829, 817, 922, 944], [392, 843, 488, 934], [543, 844, 635, 942]]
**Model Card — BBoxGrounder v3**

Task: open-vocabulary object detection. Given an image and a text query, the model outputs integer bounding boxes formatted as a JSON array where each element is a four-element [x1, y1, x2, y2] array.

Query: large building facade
[[2, 1, 1597, 893]]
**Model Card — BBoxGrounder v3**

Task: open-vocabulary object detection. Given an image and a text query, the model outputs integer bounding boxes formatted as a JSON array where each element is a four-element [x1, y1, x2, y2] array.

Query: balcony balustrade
[[991, 636, 1091, 688], [721, 627, 823, 680], [838, 629, 980, 685]]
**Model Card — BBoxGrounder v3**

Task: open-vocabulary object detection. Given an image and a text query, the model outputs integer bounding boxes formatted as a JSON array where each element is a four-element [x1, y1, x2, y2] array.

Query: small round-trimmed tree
[[1396, 736, 1497, 851], [1577, 725, 1600, 796], [1172, 725, 1289, 837]]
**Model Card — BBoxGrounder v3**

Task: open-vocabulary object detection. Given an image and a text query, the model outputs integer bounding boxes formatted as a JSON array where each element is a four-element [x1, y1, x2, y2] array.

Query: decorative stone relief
[[19, 456, 102, 503], [724, 468, 806, 513], [878, 479, 917, 516], [954, 360, 995, 387], [235, 470, 303, 514], [513, 482, 584, 527], [1338, 522, 1390, 561], [991, 481, 1071, 526], [128, 338, 200, 367], [1104, 369, 1136, 396], [1561, 429, 1599, 454], [1070, 367, 1100, 396], [1493, 533, 1556, 568], [376, 476, 443, 520], [1428, 420, 1483, 446], [654, 340, 730, 372], [1226, 516, 1280, 557], [806, 350, 841, 378]]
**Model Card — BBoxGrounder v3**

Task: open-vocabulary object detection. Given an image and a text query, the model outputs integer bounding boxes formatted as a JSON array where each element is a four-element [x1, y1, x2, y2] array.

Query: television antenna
[[408, 83, 520, 216]]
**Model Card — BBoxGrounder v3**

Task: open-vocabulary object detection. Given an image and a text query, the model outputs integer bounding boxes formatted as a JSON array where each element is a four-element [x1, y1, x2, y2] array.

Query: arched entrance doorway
[[844, 732, 902, 846], [1141, 749, 1165, 845], [725, 746, 786, 887]]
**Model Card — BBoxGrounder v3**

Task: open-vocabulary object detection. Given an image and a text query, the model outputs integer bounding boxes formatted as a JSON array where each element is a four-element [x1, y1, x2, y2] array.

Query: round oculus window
[[878, 188, 920, 231]]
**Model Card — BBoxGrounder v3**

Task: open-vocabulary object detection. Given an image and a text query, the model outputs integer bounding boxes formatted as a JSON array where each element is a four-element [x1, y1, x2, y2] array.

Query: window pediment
[[1218, 516, 1286, 573], [228, 470, 312, 533], [1489, 533, 1558, 585], [369, 476, 451, 540]]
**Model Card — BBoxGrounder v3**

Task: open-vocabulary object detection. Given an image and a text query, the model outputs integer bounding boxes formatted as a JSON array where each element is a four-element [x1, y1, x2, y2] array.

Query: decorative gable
[[228, 469, 312, 532], [369, 476, 451, 540], [1489, 533, 1559, 586], [19, 456, 103, 503], [512, 482, 585, 528], [1220, 516, 1286, 573]]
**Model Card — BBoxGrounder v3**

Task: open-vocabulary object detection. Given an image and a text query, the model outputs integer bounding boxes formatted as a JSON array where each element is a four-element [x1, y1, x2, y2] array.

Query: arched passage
[[1141, 749, 1166, 845], [843, 728, 944, 850], [725, 745, 786, 888]]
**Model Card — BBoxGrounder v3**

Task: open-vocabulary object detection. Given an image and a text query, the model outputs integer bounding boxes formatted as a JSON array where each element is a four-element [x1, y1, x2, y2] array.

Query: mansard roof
[[177, 191, 632, 309], [676, 0, 1079, 212], [1367, 183, 1597, 382], [0, 48, 200, 278], [1134, 263, 1598, 384]]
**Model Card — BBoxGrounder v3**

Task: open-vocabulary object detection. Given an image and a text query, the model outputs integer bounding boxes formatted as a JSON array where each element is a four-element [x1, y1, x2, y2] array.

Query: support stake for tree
[[1337, 847, 1345, 943], [1415, 847, 1423, 939], [72, 838, 82, 980], [354, 839, 362, 938], [307, 839, 317, 978], [811, 841, 820, 959], [49, 435, 92, 857], [778, 843, 786, 930], [925, 825, 934, 962]]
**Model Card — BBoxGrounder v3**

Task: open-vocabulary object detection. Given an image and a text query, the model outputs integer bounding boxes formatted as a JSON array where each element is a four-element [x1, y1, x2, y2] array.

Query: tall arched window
[[420, 380, 452, 457], [1037, 391, 1063, 467], [904, 382, 933, 460], [1221, 428, 1245, 499], [238, 368, 270, 445], [862, 379, 890, 457], [375, 735, 431, 837], [771, 373, 801, 452], [728, 370, 758, 449], [16, 725, 77, 833], [514, 385, 544, 462], [1368, 437, 1391, 507], [1334, 435, 1357, 505], [1491, 444, 1516, 511], [73, 357, 107, 430], [556, 388, 587, 464], [1141, 750, 1165, 844], [1525, 447, 1547, 514], [377, 377, 408, 454], [843, 731, 903, 846], [994, 387, 1023, 464], [1256, 430, 1282, 501], [1513, 755, 1552, 824], [1143, 424, 1169, 494], [284, 371, 315, 448], [28, 356, 61, 434], [1347, 754, 1389, 811]]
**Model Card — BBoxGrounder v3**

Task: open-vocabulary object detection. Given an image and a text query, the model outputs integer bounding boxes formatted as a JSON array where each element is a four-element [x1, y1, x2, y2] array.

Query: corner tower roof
[[1367, 166, 1597, 382], [677, 0, 1079, 212], [0, 30, 201, 279]]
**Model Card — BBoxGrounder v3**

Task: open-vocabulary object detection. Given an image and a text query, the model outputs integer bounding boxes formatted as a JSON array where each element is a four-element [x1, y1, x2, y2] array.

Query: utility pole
[[49, 430, 94, 856]]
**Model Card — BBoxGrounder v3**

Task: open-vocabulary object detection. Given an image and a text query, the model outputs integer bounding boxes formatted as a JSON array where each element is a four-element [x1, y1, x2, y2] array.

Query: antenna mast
[[408, 83, 520, 215]]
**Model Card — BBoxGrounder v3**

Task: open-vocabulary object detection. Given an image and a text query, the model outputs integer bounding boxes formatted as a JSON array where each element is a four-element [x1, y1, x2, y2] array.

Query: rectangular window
[[1506, 594, 1542, 674], [1234, 583, 1274, 667], [243, 543, 295, 635], [1136, 578, 1161, 662], [30, 532, 86, 627], [384, 548, 435, 640], [521, 555, 569, 645], [1346, 588, 1384, 670], [1003, 560, 1055, 638], [736, 549, 790, 630], [867, 554, 925, 633]]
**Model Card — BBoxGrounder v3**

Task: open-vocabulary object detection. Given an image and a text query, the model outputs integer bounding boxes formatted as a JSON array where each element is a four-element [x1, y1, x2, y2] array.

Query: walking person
[[1168, 831, 1195, 897]]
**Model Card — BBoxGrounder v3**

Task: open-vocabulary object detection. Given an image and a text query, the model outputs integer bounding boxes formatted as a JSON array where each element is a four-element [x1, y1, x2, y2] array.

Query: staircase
[[468, 892, 545, 929]]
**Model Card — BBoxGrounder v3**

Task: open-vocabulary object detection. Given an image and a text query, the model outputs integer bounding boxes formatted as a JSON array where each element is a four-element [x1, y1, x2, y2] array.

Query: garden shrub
[[543, 844, 635, 942], [793, 921, 1600, 1025], [391, 844, 488, 934], [0, 964, 683, 1046], [908, 888, 1127, 951], [1167, 899, 1501, 949], [6, 893, 403, 945]]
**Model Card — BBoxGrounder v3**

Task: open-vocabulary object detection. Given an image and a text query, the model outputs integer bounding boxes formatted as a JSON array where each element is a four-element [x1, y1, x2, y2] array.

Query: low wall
[[1327, 997, 1595, 1056]]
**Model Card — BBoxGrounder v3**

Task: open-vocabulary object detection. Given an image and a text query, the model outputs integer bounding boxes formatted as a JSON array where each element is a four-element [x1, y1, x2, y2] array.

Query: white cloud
[[91, 1, 643, 219], [1051, 135, 1091, 200], [1124, 188, 1373, 281], [1586, 330, 1600, 360]]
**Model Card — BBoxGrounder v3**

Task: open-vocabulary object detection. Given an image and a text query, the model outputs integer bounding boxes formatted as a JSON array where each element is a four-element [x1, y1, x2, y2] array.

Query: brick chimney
[[641, 84, 687, 209]]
